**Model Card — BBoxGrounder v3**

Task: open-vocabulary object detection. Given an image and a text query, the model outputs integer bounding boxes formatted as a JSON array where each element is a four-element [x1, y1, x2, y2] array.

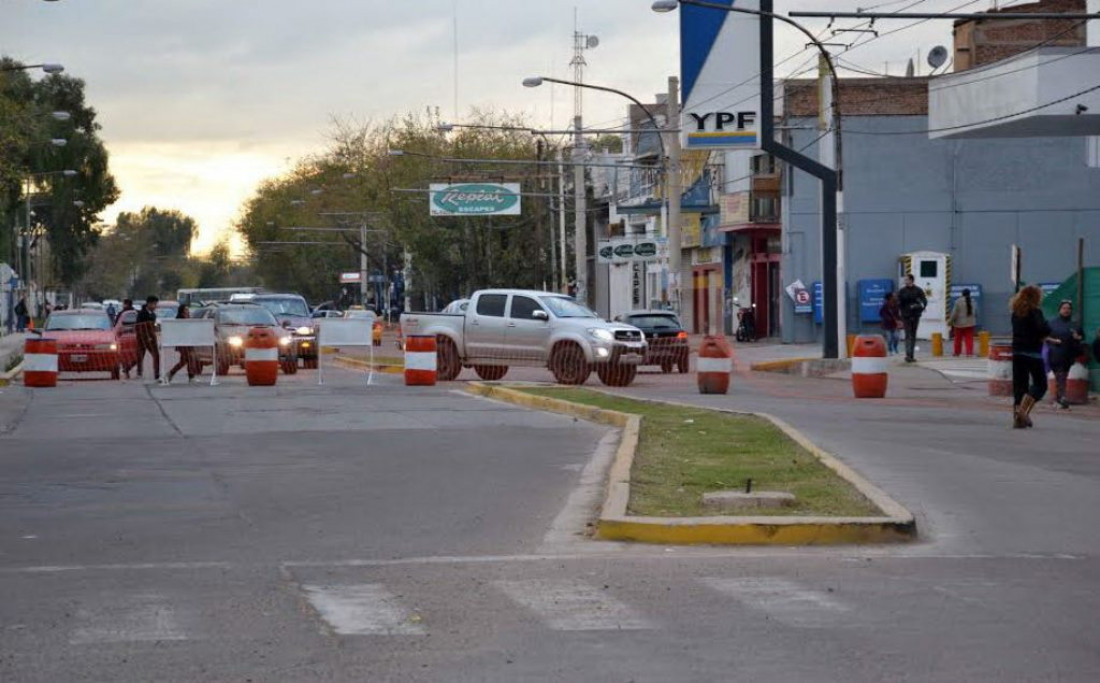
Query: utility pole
[[573, 115, 588, 305], [818, 53, 847, 358], [359, 222, 368, 307], [666, 76, 683, 316], [558, 148, 568, 292]]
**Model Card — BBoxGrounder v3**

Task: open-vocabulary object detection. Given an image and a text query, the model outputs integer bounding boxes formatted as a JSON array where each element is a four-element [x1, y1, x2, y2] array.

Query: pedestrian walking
[[1046, 299, 1084, 410], [897, 274, 927, 363], [106, 301, 118, 323], [14, 295, 28, 333], [163, 303, 196, 385], [1010, 285, 1051, 429], [879, 291, 902, 355], [947, 288, 978, 357], [135, 295, 161, 381]]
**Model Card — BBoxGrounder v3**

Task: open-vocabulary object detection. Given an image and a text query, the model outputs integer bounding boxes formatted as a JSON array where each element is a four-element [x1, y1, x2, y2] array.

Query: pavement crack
[[144, 384, 186, 437]]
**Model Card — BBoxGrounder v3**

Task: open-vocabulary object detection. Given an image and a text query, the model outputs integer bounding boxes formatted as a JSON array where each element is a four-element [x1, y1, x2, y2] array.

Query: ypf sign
[[679, 0, 761, 151]]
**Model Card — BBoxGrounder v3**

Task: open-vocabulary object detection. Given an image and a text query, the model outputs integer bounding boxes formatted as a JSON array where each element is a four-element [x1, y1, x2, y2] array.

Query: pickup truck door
[[504, 294, 552, 363], [465, 293, 509, 359]]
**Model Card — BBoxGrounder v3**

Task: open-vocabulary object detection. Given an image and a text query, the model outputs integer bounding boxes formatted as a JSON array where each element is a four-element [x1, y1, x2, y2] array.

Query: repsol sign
[[429, 183, 522, 216], [683, 110, 758, 149]]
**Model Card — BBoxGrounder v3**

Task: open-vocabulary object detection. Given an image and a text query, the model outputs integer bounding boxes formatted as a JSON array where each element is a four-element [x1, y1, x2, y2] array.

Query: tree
[[81, 206, 198, 300], [0, 58, 119, 285]]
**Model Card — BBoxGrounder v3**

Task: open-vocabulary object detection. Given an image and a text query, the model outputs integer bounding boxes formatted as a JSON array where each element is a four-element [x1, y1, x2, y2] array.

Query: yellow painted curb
[[0, 361, 22, 387], [331, 356, 405, 375], [466, 382, 916, 546], [750, 356, 818, 373]]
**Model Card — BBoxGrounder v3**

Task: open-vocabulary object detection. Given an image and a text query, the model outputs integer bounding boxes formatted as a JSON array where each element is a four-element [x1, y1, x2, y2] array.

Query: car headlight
[[228, 336, 243, 348], [94, 343, 117, 351], [278, 336, 291, 346], [587, 328, 615, 342], [295, 326, 313, 335]]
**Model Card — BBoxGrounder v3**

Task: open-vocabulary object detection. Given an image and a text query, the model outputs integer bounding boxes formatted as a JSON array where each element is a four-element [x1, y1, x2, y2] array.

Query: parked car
[[42, 309, 122, 379], [252, 293, 318, 368], [154, 300, 180, 329], [615, 310, 690, 373], [400, 289, 647, 386], [190, 303, 297, 376]]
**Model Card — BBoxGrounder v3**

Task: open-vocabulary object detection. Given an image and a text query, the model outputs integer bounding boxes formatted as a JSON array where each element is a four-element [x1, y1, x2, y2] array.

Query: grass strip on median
[[518, 387, 880, 519]]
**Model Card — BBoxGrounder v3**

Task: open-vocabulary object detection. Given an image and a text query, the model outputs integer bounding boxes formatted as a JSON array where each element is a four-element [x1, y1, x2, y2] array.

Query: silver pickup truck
[[399, 289, 648, 386]]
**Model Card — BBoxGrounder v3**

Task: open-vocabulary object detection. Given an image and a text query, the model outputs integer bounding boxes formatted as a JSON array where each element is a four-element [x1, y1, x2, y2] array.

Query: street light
[[652, 0, 846, 357], [524, 74, 681, 313], [0, 63, 64, 74], [21, 169, 78, 296]]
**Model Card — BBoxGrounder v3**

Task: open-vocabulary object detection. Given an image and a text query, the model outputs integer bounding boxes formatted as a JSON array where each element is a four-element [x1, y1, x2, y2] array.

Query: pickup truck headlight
[[587, 328, 615, 342], [295, 326, 313, 336], [278, 336, 292, 346], [228, 336, 243, 348]]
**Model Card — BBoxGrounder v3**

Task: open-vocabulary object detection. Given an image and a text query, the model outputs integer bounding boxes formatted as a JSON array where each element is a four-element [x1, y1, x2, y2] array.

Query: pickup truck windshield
[[219, 308, 278, 326], [257, 297, 310, 317], [540, 296, 597, 319]]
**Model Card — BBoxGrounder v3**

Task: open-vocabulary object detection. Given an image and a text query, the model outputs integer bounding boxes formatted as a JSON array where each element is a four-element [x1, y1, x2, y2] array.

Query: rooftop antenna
[[570, 8, 599, 128]]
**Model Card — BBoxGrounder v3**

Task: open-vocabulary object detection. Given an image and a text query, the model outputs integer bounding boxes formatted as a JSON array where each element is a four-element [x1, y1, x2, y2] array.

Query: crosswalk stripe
[[301, 584, 427, 636], [700, 577, 850, 628], [70, 591, 188, 644], [494, 579, 654, 631]]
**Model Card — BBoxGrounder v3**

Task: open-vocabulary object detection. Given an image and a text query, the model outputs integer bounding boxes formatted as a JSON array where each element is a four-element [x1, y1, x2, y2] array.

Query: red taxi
[[41, 309, 123, 379]]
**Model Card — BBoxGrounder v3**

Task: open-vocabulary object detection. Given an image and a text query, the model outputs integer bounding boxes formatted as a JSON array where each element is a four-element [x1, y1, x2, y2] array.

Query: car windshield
[[626, 314, 681, 329], [219, 308, 277, 326], [45, 314, 112, 331], [540, 296, 597, 319], [257, 297, 310, 317], [158, 304, 179, 319]]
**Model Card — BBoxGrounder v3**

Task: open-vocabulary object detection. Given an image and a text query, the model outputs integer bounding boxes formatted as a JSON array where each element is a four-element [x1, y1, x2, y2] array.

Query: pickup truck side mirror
[[532, 310, 549, 321]]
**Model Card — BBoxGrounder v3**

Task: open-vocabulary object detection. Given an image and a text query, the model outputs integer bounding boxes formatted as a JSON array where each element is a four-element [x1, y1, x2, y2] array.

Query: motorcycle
[[735, 301, 757, 342]]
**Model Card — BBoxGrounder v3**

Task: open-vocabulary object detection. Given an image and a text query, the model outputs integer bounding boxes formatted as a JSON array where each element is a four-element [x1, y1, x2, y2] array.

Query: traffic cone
[[27, 319, 34, 331]]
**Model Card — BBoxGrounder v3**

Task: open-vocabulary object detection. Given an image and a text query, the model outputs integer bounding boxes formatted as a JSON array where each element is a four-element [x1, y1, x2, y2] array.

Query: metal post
[[818, 54, 847, 358], [360, 222, 368, 307], [573, 115, 588, 305], [666, 76, 683, 315], [758, 0, 841, 358], [558, 148, 567, 292]]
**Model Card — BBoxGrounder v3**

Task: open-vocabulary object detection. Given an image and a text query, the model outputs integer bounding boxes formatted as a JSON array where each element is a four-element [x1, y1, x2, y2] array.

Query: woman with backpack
[[947, 288, 978, 357]]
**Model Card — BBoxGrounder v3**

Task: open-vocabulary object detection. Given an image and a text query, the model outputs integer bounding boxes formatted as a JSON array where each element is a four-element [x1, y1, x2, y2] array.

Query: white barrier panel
[[317, 316, 376, 385], [158, 319, 219, 386]]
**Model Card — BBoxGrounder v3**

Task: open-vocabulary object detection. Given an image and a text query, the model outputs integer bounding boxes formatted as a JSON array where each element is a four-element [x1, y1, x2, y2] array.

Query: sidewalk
[[0, 332, 25, 368]]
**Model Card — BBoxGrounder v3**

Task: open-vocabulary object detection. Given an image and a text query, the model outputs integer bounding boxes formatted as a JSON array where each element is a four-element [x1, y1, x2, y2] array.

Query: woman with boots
[[1010, 285, 1051, 429]]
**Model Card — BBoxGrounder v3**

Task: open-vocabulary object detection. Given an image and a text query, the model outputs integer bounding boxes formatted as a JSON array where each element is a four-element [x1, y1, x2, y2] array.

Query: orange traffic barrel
[[987, 342, 1012, 397], [697, 335, 732, 395], [244, 326, 279, 386], [851, 334, 888, 398], [23, 337, 58, 388], [404, 335, 438, 386]]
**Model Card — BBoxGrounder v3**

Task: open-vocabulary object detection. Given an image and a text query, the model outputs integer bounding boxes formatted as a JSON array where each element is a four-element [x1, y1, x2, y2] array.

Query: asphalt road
[[1, 357, 1098, 682]]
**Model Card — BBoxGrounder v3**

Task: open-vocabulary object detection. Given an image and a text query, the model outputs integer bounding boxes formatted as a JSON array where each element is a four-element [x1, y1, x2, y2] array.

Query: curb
[[466, 382, 916, 546], [749, 357, 818, 373], [331, 355, 405, 375], [0, 361, 23, 388]]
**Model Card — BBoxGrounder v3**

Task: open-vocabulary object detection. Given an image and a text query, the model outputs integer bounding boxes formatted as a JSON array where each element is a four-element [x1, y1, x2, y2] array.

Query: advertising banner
[[680, 0, 761, 151], [429, 183, 521, 216], [858, 279, 894, 324]]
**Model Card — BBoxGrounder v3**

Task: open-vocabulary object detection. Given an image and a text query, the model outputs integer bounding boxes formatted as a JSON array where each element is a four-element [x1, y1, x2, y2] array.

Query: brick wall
[[784, 78, 929, 117], [953, 0, 1086, 71]]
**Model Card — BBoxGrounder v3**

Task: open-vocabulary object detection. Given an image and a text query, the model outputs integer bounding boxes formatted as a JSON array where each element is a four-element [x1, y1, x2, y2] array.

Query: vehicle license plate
[[71, 354, 88, 363]]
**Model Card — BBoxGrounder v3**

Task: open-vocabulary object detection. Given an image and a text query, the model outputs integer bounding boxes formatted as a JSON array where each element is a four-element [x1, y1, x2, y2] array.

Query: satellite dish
[[586, 35, 600, 49], [927, 45, 949, 69]]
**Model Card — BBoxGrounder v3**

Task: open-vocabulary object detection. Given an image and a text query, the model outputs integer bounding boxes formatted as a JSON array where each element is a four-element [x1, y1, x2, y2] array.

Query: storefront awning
[[719, 222, 780, 233]]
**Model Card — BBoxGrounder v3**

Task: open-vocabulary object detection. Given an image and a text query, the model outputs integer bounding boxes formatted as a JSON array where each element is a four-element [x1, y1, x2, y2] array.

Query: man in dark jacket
[[1047, 299, 1084, 409], [135, 295, 160, 381], [897, 274, 927, 363]]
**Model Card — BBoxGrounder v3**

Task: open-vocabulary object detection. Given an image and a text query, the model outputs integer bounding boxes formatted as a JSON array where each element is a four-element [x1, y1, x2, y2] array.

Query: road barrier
[[404, 335, 437, 386], [23, 337, 58, 388], [851, 334, 888, 399], [317, 315, 376, 385], [697, 335, 732, 395], [159, 318, 217, 385], [244, 326, 279, 386], [1049, 362, 1091, 405], [987, 342, 1013, 397]]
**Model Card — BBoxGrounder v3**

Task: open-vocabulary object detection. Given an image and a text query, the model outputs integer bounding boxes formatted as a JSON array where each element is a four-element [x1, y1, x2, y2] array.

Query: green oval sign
[[599, 245, 614, 260], [431, 183, 520, 215], [634, 242, 657, 258], [614, 243, 635, 257]]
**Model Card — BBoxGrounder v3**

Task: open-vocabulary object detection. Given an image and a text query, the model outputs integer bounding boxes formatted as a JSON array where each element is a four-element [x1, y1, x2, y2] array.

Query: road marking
[[495, 579, 654, 631], [0, 562, 233, 574], [301, 584, 427, 636], [701, 577, 850, 628], [70, 591, 188, 644]]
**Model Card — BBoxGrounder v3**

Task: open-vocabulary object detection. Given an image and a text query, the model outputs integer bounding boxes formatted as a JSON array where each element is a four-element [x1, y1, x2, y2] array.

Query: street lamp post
[[524, 75, 683, 313], [653, 0, 845, 358], [22, 169, 77, 298]]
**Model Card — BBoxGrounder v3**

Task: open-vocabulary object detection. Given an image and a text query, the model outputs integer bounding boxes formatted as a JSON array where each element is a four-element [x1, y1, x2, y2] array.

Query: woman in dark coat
[[1010, 285, 1051, 429]]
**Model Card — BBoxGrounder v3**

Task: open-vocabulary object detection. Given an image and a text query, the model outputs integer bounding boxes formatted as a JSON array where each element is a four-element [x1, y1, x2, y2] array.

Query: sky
[[2, 0, 986, 255]]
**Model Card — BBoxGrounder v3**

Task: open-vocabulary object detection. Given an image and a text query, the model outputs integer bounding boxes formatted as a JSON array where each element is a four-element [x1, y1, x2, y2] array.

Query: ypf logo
[[685, 111, 758, 148]]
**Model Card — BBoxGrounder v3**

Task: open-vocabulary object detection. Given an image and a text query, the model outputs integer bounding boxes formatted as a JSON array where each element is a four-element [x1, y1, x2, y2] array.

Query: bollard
[[404, 335, 437, 386], [978, 331, 991, 358], [23, 337, 58, 388], [846, 333, 856, 358], [697, 335, 732, 395], [987, 342, 1012, 397], [931, 332, 943, 357], [244, 326, 279, 386], [851, 335, 888, 398]]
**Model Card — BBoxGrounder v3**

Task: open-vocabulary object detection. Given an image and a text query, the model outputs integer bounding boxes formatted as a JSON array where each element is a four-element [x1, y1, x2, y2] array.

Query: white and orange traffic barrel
[[23, 337, 58, 388], [987, 342, 1012, 397], [851, 335, 888, 398], [697, 335, 732, 395], [404, 335, 438, 386], [244, 326, 279, 386]]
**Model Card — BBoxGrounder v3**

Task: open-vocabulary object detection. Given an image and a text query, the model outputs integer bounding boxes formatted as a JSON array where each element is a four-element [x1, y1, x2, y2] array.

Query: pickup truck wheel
[[303, 357, 318, 370], [597, 363, 638, 387], [436, 337, 462, 381], [282, 357, 298, 375], [550, 343, 590, 385], [474, 365, 508, 381]]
